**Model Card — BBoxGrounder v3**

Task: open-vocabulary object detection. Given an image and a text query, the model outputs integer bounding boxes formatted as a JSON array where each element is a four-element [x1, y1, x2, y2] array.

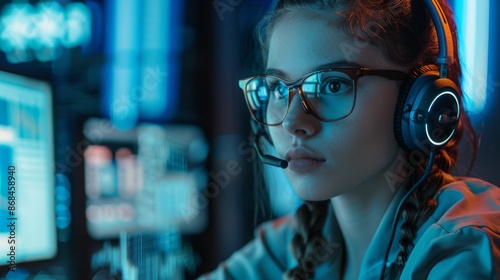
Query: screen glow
[[0, 1, 91, 63], [453, 1, 490, 114], [0, 71, 57, 265]]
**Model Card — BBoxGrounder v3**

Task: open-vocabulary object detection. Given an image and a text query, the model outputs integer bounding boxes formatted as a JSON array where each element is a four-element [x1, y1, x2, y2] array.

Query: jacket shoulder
[[431, 178, 500, 233], [197, 215, 295, 280]]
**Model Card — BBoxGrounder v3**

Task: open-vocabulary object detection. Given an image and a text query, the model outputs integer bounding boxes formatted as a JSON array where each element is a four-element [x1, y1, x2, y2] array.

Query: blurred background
[[0, 0, 498, 279]]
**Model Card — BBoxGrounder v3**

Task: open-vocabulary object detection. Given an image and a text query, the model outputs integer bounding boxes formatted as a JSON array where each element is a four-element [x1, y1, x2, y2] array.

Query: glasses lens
[[301, 71, 355, 120], [244, 76, 289, 125], [242, 70, 356, 125]]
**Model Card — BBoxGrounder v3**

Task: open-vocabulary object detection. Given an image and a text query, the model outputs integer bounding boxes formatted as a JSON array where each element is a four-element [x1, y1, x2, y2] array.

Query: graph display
[[83, 118, 209, 239]]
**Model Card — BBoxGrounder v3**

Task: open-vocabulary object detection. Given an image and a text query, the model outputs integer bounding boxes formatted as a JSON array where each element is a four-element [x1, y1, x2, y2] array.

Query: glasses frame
[[239, 67, 408, 126]]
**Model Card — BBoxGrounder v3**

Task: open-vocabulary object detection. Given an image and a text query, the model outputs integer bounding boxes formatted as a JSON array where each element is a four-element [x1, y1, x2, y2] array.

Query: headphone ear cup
[[394, 65, 439, 151], [394, 64, 461, 152]]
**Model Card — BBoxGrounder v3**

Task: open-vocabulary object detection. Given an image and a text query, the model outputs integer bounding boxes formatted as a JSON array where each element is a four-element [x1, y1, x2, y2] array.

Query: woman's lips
[[287, 158, 325, 172], [285, 148, 326, 172]]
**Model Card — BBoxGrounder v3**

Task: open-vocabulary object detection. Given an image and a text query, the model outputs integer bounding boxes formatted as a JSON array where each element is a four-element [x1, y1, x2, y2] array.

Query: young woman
[[201, 0, 500, 279]]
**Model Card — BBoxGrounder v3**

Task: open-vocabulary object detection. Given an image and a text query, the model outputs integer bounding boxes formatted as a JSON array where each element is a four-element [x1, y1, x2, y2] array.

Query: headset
[[381, 0, 461, 278], [394, 0, 460, 153]]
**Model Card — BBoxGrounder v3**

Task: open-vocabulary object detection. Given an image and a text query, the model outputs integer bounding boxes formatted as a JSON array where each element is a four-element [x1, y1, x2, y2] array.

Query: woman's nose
[[281, 90, 320, 137]]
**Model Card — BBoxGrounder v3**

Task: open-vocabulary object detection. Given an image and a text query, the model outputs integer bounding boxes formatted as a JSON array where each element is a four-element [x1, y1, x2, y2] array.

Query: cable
[[379, 151, 436, 280]]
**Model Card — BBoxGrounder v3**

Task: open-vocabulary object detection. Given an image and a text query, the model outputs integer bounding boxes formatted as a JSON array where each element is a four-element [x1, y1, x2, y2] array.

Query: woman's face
[[266, 13, 406, 201]]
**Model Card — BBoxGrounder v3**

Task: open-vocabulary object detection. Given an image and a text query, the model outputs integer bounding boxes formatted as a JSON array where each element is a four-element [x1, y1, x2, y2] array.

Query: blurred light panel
[[0, 1, 91, 63], [34, 2, 65, 49], [63, 2, 92, 48], [453, 1, 490, 114], [0, 3, 33, 50], [103, 0, 183, 129], [54, 173, 72, 231], [139, 0, 169, 119], [104, 0, 140, 131]]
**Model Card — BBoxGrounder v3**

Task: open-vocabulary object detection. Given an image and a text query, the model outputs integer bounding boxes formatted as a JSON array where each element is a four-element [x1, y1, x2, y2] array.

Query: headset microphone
[[251, 120, 288, 169], [253, 140, 288, 168]]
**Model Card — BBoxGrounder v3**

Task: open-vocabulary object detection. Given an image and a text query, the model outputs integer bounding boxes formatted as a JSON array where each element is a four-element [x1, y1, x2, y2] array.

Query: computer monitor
[[0, 71, 57, 267], [83, 118, 209, 239]]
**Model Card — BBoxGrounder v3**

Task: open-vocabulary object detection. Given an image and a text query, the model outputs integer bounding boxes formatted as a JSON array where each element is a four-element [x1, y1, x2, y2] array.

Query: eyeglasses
[[239, 67, 408, 126]]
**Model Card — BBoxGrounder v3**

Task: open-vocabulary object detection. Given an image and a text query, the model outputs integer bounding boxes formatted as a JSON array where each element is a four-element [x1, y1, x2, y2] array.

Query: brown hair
[[254, 0, 477, 279]]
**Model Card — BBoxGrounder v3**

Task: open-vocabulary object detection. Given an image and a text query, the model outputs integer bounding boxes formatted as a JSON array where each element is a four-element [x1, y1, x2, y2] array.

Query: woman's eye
[[270, 84, 287, 99], [321, 79, 352, 96]]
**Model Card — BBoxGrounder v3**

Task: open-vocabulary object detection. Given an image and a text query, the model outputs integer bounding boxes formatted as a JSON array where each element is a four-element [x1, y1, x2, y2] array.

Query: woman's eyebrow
[[264, 68, 287, 78], [265, 60, 363, 78], [315, 60, 363, 70]]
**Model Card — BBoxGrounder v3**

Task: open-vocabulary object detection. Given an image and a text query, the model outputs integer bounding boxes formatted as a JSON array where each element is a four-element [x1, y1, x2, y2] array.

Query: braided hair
[[285, 200, 330, 279], [254, 0, 477, 278]]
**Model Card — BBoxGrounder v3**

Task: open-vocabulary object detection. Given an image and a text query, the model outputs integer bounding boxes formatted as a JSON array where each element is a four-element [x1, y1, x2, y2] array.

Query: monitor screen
[[0, 71, 57, 267], [83, 119, 209, 239]]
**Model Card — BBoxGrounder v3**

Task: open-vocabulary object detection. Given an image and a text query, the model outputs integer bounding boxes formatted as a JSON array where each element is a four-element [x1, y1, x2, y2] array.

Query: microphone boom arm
[[251, 122, 288, 169]]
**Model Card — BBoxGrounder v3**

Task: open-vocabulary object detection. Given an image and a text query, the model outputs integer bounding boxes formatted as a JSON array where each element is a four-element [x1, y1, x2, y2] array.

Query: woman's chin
[[292, 185, 338, 202]]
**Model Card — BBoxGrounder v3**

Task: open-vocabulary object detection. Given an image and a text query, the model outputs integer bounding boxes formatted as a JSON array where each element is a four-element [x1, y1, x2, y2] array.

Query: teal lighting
[[0, 1, 92, 63], [106, 0, 141, 130], [103, 0, 183, 127], [453, 1, 490, 114]]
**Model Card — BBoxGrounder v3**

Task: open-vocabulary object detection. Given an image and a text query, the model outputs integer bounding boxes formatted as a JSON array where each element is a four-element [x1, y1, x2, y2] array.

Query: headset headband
[[423, 0, 454, 78]]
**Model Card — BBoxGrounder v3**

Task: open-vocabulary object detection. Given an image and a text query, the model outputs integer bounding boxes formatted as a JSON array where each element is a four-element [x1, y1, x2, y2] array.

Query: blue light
[[33, 2, 65, 49], [5, 269, 29, 280], [0, 1, 92, 63], [103, 0, 183, 126], [139, 0, 169, 119], [104, 0, 141, 130], [453, 1, 490, 114], [55, 173, 72, 230], [0, 4, 33, 50], [56, 204, 72, 229]]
